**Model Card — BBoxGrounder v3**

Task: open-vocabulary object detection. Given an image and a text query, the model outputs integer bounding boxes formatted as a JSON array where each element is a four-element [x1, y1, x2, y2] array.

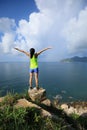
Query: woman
[[14, 47, 52, 90]]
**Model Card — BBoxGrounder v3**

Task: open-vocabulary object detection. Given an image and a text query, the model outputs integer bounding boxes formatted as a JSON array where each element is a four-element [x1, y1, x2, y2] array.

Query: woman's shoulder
[[34, 53, 38, 58]]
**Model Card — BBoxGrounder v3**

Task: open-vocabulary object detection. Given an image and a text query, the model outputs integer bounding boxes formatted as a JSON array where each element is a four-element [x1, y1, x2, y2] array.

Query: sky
[[0, 0, 87, 62]]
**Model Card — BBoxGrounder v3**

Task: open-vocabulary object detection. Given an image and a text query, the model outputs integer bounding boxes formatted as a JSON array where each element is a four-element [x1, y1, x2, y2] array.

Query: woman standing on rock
[[14, 47, 52, 90]]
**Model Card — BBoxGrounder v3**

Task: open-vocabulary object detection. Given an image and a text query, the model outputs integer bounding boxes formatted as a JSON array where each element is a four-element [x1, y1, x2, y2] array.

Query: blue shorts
[[30, 68, 39, 73]]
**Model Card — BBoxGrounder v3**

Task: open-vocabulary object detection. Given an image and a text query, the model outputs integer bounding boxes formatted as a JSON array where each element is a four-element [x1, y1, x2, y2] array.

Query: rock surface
[[15, 98, 52, 117], [41, 99, 52, 106], [15, 98, 40, 108], [0, 97, 4, 102], [28, 87, 46, 102], [61, 102, 87, 116]]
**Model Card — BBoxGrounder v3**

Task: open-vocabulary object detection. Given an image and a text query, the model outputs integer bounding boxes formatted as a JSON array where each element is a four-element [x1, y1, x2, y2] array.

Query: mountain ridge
[[61, 56, 87, 62]]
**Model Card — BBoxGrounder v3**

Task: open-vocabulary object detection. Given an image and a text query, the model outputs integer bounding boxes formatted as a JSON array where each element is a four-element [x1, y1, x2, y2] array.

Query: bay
[[0, 62, 87, 102]]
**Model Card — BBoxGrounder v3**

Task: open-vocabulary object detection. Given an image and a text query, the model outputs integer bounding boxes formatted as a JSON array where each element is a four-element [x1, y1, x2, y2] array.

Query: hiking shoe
[[36, 86, 39, 90], [29, 87, 33, 91]]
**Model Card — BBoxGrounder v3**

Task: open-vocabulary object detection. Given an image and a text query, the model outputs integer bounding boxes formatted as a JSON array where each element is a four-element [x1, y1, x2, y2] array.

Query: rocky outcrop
[[28, 87, 46, 102], [15, 98, 41, 109], [15, 98, 52, 117], [41, 99, 52, 106], [0, 97, 4, 102], [61, 102, 87, 116], [0, 88, 87, 118]]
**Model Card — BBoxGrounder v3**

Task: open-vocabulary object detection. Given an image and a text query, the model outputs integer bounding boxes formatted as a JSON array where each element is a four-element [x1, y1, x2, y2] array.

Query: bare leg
[[29, 73, 33, 88], [35, 72, 39, 89]]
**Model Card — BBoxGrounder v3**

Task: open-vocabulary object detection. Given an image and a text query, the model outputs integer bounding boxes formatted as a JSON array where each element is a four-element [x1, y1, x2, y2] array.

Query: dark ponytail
[[30, 48, 35, 58]]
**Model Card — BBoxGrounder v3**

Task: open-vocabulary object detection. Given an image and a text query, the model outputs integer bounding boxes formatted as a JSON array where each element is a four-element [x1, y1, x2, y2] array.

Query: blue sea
[[0, 62, 87, 102]]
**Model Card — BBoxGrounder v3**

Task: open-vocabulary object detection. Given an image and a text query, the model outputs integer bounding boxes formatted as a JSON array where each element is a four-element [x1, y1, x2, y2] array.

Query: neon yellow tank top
[[30, 55, 38, 69]]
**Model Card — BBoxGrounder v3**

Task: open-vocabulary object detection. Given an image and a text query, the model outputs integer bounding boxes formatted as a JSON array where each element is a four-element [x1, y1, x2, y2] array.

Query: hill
[[61, 56, 87, 62]]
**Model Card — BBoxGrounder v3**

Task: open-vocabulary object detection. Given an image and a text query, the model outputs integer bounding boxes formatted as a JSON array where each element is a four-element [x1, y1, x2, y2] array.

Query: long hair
[[30, 48, 35, 58]]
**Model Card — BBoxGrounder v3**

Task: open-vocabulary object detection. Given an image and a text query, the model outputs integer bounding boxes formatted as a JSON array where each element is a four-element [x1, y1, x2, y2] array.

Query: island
[[61, 56, 87, 62]]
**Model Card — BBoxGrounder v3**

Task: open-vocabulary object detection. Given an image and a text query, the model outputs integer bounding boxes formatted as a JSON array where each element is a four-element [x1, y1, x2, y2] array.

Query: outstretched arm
[[36, 47, 52, 56], [14, 48, 30, 57]]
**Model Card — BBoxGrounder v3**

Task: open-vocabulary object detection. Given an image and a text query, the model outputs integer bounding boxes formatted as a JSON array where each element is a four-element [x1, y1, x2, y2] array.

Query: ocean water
[[0, 62, 87, 102]]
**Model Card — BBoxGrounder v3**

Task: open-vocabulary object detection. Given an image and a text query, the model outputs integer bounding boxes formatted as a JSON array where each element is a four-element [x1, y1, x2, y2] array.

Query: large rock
[[0, 97, 4, 103], [61, 102, 87, 116], [28, 87, 46, 102], [15, 98, 40, 108], [15, 98, 52, 117], [41, 99, 52, 106]]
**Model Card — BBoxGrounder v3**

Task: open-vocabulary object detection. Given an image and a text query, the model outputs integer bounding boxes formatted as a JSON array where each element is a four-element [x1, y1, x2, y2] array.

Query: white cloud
[[0, 0, 87, 61], [0, 18, 16, 53], [62, 7, 87, 55], [1, 33, 15, 53], [0, 18, 16, 33]]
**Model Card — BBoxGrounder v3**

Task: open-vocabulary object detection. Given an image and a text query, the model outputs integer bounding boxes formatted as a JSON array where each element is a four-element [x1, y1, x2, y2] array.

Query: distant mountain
[[61, 56, 87, 62]]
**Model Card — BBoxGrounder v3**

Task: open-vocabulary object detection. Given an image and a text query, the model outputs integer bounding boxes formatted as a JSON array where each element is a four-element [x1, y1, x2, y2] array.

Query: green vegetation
[[0, 92, 87, 130], [70, 113, 87, 130]]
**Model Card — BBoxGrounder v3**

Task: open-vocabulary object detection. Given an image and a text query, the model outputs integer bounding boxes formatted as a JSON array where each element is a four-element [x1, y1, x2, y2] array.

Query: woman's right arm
[[14, 48, 30, 57]]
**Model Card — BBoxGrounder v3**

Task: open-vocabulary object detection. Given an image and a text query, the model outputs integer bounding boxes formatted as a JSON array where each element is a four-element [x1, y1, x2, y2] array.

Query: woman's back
[[30, 54, 38, 69]]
